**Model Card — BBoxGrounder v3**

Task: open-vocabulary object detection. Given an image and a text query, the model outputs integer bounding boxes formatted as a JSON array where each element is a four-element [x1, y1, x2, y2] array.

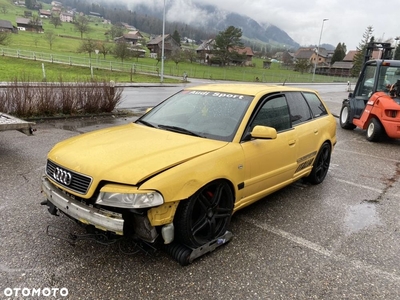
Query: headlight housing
[[96, 184, 164, 208]]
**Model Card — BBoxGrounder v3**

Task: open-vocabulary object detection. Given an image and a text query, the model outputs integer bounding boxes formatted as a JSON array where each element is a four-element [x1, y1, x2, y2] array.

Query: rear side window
[[286, 92, 312, 125], [303, 92, 328, 118]]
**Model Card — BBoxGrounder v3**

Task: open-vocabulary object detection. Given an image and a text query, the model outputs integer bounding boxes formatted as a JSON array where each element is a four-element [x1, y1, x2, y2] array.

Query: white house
[[60, 12, 73, 22]]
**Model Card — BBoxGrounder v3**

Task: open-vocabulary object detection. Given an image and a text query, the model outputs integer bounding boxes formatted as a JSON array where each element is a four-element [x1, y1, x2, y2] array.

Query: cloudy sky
[[125, 0, 399, 51]]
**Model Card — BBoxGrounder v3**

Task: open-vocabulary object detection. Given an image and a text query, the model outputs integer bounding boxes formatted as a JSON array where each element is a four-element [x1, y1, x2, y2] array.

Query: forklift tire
[[366, 118, 384, 142], [339, 104, 356, 130]]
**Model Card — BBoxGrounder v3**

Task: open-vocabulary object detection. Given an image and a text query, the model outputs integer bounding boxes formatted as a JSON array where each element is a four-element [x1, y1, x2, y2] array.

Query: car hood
[[48, 123, 228, 186]]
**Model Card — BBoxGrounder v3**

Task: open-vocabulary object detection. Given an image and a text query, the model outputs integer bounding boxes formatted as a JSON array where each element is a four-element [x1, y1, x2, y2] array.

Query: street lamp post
[[312, 18, 328, 82], [160, 0, 166, 83]]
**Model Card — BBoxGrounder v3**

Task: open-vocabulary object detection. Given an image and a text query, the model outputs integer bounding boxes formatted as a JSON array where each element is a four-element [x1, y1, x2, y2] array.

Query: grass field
[[0, 56, 179, 83], [0, 0, 353, 84]]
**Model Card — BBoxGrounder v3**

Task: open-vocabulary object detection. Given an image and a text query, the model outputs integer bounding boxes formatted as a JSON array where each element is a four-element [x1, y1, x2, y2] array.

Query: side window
[[286, 92, 312, 125], [303, 92, 328, 118], [250, 95, 291, 132], [355, 64, 377, 97]]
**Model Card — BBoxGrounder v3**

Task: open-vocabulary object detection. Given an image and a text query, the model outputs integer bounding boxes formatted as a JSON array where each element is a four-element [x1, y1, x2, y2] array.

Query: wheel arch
[[305, 139, 333, 185], [173, 177, 236, 210], [361, 113, 382, 130], [147, 177, 237, 227]]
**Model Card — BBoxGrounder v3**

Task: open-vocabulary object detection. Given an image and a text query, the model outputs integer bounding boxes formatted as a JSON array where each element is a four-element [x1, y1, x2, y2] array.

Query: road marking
[[334, 148, 400, 163], [239, 215, 332, 257], [239, 215, 400, 282], [332, 177, 400, 199], [333, 178, 383, 193]]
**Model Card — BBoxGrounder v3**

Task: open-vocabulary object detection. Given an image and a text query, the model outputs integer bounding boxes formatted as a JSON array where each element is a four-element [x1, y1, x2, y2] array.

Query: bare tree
[[96, 41, 113, 59], [49, 15, 62, 28], [170, 49, 183, 66], [183, 48, 197, 63], [77, 39, 96, 58], [109, 24, 124, 39], [74, 15, 90, 39], [113, 41, 132, 62], [44, 30, 57, 50]]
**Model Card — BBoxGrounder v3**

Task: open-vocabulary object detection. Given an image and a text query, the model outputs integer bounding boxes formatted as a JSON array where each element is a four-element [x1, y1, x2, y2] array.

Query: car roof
[[184, 84, 316, 96]]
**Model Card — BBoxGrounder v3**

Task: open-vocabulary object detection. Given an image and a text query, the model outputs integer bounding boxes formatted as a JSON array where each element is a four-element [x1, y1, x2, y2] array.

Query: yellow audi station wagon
[[41, 84, 337, 265]]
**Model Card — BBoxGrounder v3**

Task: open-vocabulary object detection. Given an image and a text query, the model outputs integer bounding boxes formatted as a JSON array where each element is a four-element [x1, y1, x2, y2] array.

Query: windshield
[[136, 89, 253, 142], [378, 66, 400, 90], [355, 63, 400, 97]]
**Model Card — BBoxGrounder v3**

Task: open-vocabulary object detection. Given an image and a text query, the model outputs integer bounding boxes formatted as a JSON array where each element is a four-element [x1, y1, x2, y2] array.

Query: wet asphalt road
[[1, 86, 400, 300]]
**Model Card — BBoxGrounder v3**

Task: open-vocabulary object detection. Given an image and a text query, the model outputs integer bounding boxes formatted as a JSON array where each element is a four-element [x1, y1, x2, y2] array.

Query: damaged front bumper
[[41, 176, 124, 235]]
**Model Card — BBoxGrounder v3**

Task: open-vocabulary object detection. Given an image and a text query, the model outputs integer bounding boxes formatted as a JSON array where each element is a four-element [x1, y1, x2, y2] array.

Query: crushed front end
[[41, 159, 160, 243]]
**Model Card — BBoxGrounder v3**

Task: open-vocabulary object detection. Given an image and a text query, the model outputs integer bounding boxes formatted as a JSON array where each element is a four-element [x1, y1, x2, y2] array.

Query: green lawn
[[0, 0, 352, 84], [0, 56, 179, 83]]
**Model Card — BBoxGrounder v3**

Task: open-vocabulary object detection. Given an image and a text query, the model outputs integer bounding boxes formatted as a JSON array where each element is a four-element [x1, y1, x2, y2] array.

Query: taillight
[[386, 110, 398, 118]]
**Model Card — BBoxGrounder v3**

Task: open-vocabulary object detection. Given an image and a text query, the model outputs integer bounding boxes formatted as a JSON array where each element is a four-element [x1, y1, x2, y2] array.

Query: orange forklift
[[340, 42, 400, 142]]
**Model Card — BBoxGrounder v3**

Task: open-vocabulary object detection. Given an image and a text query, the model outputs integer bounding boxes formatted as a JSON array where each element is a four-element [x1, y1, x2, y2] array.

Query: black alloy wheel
[[174, 180, 234, 248], [307, 142, 331, 185]]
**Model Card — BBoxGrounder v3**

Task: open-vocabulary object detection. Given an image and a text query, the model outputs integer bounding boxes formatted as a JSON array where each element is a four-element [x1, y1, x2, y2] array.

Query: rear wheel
[[306, 142, 331, 185], [339, 104, 356, 129], [366, 118, 384, 142], [174, 180, 234, 248]]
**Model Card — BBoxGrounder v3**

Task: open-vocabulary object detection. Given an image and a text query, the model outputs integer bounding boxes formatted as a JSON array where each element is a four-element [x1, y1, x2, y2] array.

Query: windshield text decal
[[189, 91, 245, 99]]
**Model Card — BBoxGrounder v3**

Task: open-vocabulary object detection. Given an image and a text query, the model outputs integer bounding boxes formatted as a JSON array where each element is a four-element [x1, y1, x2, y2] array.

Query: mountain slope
[[131, 1, 300, 48]]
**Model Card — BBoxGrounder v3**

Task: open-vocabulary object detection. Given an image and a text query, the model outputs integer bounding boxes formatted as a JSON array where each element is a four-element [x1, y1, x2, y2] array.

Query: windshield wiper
[[158, 124, 205, 137], [136, 119, 156, 128]]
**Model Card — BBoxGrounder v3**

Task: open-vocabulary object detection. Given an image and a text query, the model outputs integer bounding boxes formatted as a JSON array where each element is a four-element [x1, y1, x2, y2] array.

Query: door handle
[[288, 139, 296, 146]]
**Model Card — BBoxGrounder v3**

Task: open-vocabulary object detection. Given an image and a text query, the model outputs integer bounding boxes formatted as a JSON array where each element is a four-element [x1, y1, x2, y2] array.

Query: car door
[[284, 91, 331, 180], [237, 94, 298, 209]]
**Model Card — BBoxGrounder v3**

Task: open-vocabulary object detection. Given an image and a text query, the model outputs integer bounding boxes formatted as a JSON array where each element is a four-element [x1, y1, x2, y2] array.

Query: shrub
[[0, 79, 122, 118]]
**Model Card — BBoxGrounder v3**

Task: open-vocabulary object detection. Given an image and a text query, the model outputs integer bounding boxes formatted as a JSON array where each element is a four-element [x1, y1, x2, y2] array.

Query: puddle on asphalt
[[344, 202, 381, 234]]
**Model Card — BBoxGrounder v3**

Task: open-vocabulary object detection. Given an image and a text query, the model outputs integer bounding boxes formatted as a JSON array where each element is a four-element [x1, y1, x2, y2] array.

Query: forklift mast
[[363, 42, 394, 64]]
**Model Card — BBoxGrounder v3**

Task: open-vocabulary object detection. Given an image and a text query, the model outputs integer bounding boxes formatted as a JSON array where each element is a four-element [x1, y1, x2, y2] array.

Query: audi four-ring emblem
[[53, 167, 72, 185]]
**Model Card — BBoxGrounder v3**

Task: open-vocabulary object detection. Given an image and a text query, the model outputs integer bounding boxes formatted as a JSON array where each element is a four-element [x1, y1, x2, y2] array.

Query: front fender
[[141, 143, 245, 225]]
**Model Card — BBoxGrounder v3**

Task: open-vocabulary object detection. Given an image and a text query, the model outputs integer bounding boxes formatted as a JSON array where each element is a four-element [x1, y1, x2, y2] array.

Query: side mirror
[[251, 125, 277, 140]]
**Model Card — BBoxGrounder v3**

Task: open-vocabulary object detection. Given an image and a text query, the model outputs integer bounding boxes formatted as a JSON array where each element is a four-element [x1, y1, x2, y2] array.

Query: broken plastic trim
[[46, 225, 119, 246], [45, 225, 159, 256]]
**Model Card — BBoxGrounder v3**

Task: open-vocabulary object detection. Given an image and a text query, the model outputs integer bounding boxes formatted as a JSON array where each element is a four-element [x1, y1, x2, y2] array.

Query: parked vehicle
[[340, 42, 400, 142], [41, 84, 337, 265]]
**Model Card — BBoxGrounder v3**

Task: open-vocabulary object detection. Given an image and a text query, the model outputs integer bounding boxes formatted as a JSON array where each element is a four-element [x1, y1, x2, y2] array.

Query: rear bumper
[[382, 119, 400, 139], [41, 176, 124, 235]]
